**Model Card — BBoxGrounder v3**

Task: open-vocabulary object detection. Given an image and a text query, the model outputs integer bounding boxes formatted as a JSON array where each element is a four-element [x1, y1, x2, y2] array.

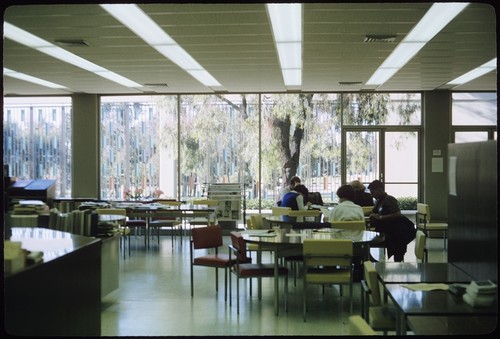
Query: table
[[384, 284, 497, 335], [241, 227, 382, 315], [121, 203, 216, 246], [407, 315, 497, 335], [375, 262, 473, 284]]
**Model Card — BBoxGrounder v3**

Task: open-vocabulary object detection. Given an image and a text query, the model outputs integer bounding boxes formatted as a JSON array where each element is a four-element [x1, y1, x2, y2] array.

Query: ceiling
[[3, 2, 497, 96]]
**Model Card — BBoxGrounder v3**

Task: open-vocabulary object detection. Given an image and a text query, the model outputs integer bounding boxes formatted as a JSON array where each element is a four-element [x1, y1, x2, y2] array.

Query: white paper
[[432, 157, 443, 172]]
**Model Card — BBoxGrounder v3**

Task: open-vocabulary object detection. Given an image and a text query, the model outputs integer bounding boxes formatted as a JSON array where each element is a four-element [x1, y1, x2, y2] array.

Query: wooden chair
[[331, 220, 366, 231], [349, 315, 377, 335], [148, 201, 183, 250], [414, 230, 428, 262], [416, 203, 448, 249], [228, 231, 288, 315], [361, 261, 396, 334], [302, 238, 354, 321], [190, 225, 235, 301]]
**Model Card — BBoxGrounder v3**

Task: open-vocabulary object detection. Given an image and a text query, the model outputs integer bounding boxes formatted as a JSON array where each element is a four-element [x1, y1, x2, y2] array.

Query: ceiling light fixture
[[100, 4, 222, 88], [4, 68, 67, 89], [3, 22, 142, 89], [366, 2, 469, 86], [447, 58, 497, 85], [266, 3, 302, 87]]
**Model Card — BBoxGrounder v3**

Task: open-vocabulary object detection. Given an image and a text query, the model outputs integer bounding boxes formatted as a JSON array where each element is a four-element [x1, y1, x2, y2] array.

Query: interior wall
[[72, 94, 99, 198], [448, 140, 497, 281], [422, 91, 451, 220]]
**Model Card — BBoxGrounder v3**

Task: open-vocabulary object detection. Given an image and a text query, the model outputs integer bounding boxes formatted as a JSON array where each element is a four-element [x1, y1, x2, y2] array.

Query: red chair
[[228, 231, 288, 314], [190, 225, 236, 301]]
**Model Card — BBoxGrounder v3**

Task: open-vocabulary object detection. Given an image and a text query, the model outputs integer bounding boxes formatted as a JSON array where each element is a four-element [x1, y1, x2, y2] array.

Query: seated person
[[368, 180, 416, 262], [277, 176, 301, 206], [281, 184, 311, 222], [330, 184, 365, 222], [350, 180, 374, 206]]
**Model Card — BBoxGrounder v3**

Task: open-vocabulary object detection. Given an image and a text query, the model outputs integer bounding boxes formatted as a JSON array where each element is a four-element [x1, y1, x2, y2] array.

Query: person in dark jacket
[[368, 180, 416, 262]]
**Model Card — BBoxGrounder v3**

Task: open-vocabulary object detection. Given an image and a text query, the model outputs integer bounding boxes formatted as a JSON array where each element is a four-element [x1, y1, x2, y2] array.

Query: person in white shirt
[[331, 184, 365, 221]]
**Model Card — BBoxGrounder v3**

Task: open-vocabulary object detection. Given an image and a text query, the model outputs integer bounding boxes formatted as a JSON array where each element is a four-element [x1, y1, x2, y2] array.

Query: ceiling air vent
[[339, 81, 362, 86], [54, 39, 89, 47], [364, 35, 396, 43]]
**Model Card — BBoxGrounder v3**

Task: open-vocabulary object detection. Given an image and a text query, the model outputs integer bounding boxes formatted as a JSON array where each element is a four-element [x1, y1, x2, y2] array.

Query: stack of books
[[463, 280, 497, 307]]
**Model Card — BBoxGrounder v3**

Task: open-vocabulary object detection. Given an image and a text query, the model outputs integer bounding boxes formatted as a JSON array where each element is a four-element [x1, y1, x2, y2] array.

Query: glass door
[[344, 128, 419, 200]]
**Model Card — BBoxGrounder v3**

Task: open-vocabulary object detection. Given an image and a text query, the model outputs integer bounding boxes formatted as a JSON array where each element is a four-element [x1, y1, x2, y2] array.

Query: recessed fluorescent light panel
[[366, 2, 469, 86], [266, 3, 303, 87], [3, 22, 142, 89], [4, 68, 68, 89], [100, 4, 222, 88], [447, 58, 497, 85]]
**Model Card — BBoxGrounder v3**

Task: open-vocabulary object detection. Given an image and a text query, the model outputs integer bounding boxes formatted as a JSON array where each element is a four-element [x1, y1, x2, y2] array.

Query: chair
[[228, 231, 288, 315], [361, 206, 373, 216], [331, 220, 366, 231], [349, 315, 377, 335], [96, 208, 130, 258], [246, 214, 269, 255], [148, 201, 183, 249], [415, 203, 448, 249], [302, 238, 354, 321], [188, 199, 219, 228], [190, 225, 234, 301], [287, 209, 322, 222], [414, 230, 428, 262], [271, 206, 291, 216], [361, 261, 396, 334]]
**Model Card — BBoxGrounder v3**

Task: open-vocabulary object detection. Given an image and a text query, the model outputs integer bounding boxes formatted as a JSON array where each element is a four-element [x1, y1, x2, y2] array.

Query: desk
[[407, 315, 497, 335], [385, 284, 497, 335], [375, 262, 473, 284], [5, 227, 101, 335], [241, 228, 381, 315]]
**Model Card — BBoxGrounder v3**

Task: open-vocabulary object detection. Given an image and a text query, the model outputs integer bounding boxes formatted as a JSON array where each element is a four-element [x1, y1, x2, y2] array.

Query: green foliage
[[245, 198, 275, 210], [397, 196, 417, 210]]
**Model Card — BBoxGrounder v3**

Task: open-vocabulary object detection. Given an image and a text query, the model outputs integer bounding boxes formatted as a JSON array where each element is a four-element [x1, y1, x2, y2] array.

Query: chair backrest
[[414, 230, 426, 261], [303, 239, 353, 267], [230, 231, 251, 262], [349, 315, 377, 335], [250, 214, 266, 229], [191, 225, 223, 250], [272, 206, 291, 216], [363, 261, 382, 306], [287, 209, 322, 217], [192, 199, 218, 207], [417, 203, 430, 221], [331, 220, 366, 231], [361, 206, 373, 216]]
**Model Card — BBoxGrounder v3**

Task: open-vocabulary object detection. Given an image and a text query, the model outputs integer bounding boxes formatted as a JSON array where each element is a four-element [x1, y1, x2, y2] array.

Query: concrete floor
[[101, 228, 447, 336]]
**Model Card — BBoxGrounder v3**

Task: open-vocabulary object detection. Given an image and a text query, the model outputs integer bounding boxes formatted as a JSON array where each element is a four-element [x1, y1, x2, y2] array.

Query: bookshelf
[[207, 183, 244, 228]]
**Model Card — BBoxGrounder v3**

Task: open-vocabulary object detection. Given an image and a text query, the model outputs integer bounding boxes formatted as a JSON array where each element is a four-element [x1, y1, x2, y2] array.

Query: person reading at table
[[329, 184, 364, 222], [281, 184, 311, 222], [368, 180, 416, 262], [278, 176, 302, 206]]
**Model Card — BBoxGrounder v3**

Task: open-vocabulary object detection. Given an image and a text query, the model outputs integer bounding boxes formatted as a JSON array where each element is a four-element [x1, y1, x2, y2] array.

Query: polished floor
[[101, 228, 447, 336]]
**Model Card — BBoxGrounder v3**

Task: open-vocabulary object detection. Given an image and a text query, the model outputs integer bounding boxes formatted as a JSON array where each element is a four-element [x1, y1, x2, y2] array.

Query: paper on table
[[401, 283, 449, 291], [241, 230, 277, 237]]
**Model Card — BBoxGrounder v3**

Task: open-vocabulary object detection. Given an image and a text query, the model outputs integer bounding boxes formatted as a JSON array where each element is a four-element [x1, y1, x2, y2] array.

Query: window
[[3, 97, 72, 197], [451, 92, 497, 143]]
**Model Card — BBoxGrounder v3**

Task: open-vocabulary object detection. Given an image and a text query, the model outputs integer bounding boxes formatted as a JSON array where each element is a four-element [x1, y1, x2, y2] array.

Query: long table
[[241, 227, 381, 316], [120, 203, 216, 246], [374, 262, 497, 335]]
